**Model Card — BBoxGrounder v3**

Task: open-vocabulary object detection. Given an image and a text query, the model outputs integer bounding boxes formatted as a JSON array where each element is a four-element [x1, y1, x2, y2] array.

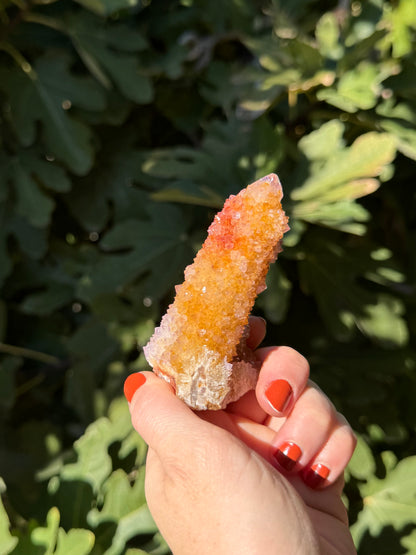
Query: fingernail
[[302, 463, 330, 489], [265, 379, 293, 413], [273, 441, 302, 471], [124, 373, 146, 402]]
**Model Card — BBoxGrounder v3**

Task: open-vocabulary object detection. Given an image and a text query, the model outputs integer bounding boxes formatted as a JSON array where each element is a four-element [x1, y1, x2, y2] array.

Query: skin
[[127, 317, 357, 555]]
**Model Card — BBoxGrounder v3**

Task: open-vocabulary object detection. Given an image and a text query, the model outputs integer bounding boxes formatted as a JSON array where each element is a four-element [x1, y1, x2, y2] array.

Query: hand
[[125, 317, 357, 555]]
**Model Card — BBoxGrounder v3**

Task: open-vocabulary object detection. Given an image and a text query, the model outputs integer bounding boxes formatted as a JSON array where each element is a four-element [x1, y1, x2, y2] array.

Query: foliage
[[0, 0, 415, 553]]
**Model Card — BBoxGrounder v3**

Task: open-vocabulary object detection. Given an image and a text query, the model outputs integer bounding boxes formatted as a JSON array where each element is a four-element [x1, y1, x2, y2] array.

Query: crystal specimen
[[143, 174, 289, 410]]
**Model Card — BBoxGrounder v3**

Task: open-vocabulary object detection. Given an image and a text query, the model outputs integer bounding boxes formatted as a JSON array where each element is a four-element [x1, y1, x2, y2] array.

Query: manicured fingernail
[[302, 463, 330, 489], [265, 379, 293, 413], [124, 373, 146, 402], [273, 441, 302, 471]]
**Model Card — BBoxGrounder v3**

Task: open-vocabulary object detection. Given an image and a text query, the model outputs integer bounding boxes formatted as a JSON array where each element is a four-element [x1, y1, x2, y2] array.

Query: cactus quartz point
[[143, 174, 289, 410]]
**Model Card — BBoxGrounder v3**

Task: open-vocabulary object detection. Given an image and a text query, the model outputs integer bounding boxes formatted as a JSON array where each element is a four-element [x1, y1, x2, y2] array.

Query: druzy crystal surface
[[143, 174, 289, 410]]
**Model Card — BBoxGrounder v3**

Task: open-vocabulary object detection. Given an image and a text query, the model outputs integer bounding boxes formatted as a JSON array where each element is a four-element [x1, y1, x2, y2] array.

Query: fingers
[[246, 315, 267, 350], [268, 384, 356, 489], [255, 346, 310, 416], [250, 346, 355, 489], [124, 371, 210, 459], [300, 414, 357, 489]]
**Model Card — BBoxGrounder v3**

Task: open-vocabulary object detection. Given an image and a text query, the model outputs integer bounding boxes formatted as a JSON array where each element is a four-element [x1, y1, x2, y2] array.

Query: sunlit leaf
[[315, 12, 343, 60], [347, 435, 376, 481], [0, 486, 18, 555], [317, 62, 381, 112], [88, 469, 157, 555], [381, 0, 416, 58], [298, 233, 408, 345], [293, 132, 396, 201], [54, 528, 95, 555], [351, 456, 416, 547], [31, 506, 60, 552]]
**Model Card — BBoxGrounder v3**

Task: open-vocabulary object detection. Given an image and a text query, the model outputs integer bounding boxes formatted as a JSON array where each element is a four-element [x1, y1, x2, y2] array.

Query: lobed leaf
[[352, 456, 416, 547], [292, 131, 396, 201]]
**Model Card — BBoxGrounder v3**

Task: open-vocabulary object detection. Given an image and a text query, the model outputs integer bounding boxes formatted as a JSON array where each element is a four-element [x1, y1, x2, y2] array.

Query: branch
[[0, 342, 62, 366]]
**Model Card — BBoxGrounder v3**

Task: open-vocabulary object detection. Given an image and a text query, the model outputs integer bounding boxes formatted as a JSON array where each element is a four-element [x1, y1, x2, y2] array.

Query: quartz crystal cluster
[[143, 174, 289, 410]]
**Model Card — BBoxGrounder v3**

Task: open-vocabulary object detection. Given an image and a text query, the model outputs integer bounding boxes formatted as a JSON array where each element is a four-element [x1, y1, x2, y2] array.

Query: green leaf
[[64, 319, 119, 422], [381, 120, 416, 161], [54, 528, 95, 555], [0, 148, 71, 234], [21, 152, 71, 193], [74, 0, 141, 17], [298, 234, 409, 345], [256, 263, 292, 324], [13, 161, 55, 228], [64, 148, 148, 232], [351, 456, 416, 547], [293, 131, 396, 201], [0, 484, 18, 555], [6, 522, 45, 555], [69, 14, 152, 104], [317, 62, 381, 112], [315, 12, 343, 60], [31, 506, 60, 553], [88, 469, 157, 555], [293, 199, 370, 235], [17, 507, 94, 555], [199, 61, 242, 111], [347, 435, 376, 481], [298, 120, 345, 160], [8, 217, 48, 260], [59, 397, 137, 493], [0, 61, 94, 175], [35, 52, 107, 113], [358, 294, 408, 347], [381, 0, 416, 58], [20, 283, 74, 316], [77, 204, 193, 302], [401, 528, 416, 554], [144, 117, 284, 206]]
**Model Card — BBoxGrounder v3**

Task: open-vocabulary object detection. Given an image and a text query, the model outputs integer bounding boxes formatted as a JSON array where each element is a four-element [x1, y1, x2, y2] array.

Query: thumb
[[124, 371, 209, 459]]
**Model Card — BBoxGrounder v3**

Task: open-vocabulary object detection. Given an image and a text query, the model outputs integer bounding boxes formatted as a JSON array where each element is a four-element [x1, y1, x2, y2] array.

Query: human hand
[[124, 317, 357, 555]]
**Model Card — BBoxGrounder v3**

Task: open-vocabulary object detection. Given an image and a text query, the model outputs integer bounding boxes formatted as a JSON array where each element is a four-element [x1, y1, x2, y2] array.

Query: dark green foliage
[[0, 0, 415, 553]]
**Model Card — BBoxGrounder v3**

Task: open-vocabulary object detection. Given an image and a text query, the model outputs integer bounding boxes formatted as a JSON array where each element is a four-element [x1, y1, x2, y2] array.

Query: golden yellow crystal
[[144, 174, 289, 410]]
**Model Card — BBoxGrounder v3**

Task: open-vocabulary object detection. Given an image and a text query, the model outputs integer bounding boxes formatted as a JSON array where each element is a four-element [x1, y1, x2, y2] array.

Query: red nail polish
[[273, 441, 302, 471], [124, 373, 146, 402], [302, 463, 330, 489], [265, 379, 293, 413]]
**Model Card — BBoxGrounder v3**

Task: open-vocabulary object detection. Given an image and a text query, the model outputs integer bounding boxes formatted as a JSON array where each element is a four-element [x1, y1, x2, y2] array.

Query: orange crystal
[[143, 173, 289, 410]]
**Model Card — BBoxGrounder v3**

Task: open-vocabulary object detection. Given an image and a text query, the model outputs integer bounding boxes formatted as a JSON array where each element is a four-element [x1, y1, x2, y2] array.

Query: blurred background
[[0, 0, 415, 553]]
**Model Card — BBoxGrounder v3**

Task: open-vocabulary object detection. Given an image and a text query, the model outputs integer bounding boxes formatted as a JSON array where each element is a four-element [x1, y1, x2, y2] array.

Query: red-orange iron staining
[[143, 174, 289, 410]]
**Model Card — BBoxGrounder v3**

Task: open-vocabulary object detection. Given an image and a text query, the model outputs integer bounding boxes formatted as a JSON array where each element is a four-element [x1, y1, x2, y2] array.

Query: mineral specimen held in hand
[[143, 174, 289, 410]]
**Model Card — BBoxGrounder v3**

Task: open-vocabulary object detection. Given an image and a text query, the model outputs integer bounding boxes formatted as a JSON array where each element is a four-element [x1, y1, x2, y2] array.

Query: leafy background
[[0, 0, 415, 553]]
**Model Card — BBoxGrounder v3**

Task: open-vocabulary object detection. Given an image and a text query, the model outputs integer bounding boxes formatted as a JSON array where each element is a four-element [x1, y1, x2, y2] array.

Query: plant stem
[[0, 40, 36, 76], [22, 11, 65, 32], [0, 342, 61, 366]]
